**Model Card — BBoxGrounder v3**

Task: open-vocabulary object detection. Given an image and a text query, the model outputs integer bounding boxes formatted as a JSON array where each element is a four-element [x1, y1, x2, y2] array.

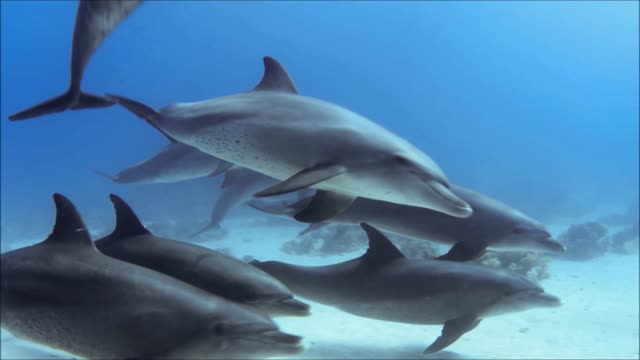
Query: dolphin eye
[[211, 323, 227, 335]]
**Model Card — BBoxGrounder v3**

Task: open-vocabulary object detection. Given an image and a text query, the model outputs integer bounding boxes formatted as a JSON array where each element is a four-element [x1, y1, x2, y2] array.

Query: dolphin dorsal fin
[[360, 223, 405, 266], [253, 56, 298, 94], [44, 193, 95, 248], [108, 194, 150, 237]]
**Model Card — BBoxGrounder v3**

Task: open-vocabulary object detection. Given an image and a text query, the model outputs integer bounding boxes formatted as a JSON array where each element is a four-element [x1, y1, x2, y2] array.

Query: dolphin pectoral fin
[[424, 315, 481, 354], [437, 241, 486, 262], [253, 164, 347, 197], [293, 191, 355, 223], [248, 199, 299, 216], [298, 222, 330, 237], [209, 160, 233, 178]]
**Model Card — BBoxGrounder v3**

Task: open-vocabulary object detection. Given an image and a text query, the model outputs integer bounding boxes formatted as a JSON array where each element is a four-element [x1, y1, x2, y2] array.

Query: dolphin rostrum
[[250, 184, 566, 261], [1, 193, 304, 359], [105, 56, 474, 222], [251, 223, 561, 354], [95, 194, 310, 317], [9, 0, 143, 121]]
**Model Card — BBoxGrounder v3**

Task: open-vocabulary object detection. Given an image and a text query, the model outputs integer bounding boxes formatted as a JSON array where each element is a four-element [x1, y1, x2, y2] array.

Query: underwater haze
[[1, 1, 638, 359]]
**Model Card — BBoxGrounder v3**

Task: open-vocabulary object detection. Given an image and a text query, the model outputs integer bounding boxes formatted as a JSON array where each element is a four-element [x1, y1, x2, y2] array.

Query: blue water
[[0, 1, 638, 358], [2, 1, 638, 230]]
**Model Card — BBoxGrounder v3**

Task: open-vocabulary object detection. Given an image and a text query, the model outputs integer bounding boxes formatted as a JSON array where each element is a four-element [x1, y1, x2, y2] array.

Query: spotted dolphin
[[251, 223, 561, 354], [95, 194, 310, 317], [0, 194, 304, 359], [105, 56, 473, 223], [250, 184, 566, 261], [8, 0, 143, 121], [94, 135, 231, 184]]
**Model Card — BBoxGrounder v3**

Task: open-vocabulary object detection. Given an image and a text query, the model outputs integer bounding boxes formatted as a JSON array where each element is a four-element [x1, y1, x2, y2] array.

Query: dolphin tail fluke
[[424, 315, 481, 354], [8, 89, 114, 121]]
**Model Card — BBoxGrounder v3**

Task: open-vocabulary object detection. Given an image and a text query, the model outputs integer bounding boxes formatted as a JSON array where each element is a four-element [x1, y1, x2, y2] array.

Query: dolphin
[[8, 0, 143, 121], [249, 184, 566, 262], [0, 194, 304, 359], [105, 56, 474, 222], [94, 194, 310, 317], [94, 135, 231, 184], [251, 223, 561, 354], [190, 166, 283, 238]]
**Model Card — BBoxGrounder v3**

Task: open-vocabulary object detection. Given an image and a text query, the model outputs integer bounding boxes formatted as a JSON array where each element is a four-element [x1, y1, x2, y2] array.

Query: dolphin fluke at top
[[8, 91, 114, 121], [8, 0, 143, 121]]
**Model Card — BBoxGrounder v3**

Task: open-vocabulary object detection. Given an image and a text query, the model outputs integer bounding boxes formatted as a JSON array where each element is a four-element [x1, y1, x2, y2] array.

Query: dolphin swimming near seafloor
[[190, 166, 281, 238], [95, 194, 310, 317], [249, 184, 566, 262], [105, 56, 474, 223], [251, 223, 561, 354], [8, 0, 143, 121], [94, 139, 231, 184], [0, 194, 304, 359]]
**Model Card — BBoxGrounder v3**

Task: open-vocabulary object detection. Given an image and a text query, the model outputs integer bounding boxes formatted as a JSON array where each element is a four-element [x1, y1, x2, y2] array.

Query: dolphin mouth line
[[235, 330, 305, 353], [428, 181, 473, 215]]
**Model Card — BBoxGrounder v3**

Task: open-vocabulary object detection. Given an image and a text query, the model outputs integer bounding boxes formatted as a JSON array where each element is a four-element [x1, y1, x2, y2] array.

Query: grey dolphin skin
[[0, 194, 304, 359], [8, 0, 143, 121], [250, 184, 566, 262], [190, 165, 280, 238], [105, 56, 474, 222], [251, 223, 561, 354], [95, 194, 311, 317], [95, 141, 231, 184]]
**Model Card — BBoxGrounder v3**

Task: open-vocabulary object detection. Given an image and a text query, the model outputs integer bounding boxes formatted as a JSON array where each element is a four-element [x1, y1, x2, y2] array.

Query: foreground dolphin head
[[165, 305, 305, 359], [1, 194, 304, 359]]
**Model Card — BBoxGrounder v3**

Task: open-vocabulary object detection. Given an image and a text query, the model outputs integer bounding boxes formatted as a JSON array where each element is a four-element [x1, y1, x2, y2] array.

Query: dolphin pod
[[251, 223, 561, 354], [8, 0, 143, 121], [0, 194, 303, 359], [4, 1, 565, 357], [249, 183, 566, 261], [105, 56, 474, 222]]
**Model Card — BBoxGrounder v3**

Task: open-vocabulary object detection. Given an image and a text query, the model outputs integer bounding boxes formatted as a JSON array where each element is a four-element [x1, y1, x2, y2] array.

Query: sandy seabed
[[1, 217, 638, 360]]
